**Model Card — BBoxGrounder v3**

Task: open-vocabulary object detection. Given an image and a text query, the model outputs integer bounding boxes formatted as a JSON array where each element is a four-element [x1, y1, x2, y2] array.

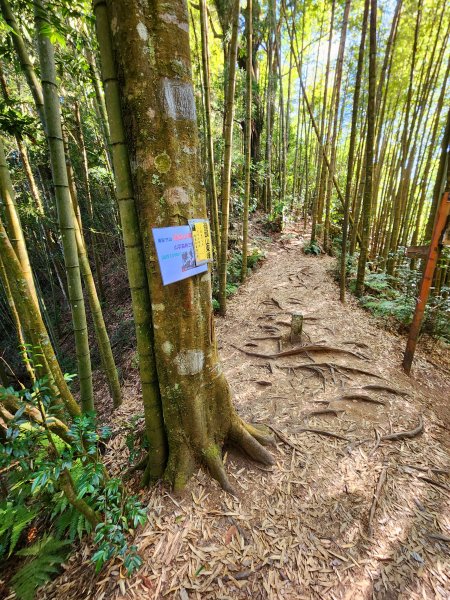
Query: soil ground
[[42, 223, 450, 600]]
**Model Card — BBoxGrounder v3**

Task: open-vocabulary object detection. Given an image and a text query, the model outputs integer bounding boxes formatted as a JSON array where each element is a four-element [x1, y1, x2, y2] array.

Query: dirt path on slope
[[45, 226, 450, 600]]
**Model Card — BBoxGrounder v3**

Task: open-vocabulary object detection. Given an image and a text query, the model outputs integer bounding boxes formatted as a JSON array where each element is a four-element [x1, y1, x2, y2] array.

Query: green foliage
[[0, 503, 38, 558], [0, 101, 38, 139], [11, 536, 71, 600], [91, 479, 146, 575], [349, 258, 450, 344], [0, 367, 147, 597], [304, 241, 321, 256], [212, 247, 265, 308]]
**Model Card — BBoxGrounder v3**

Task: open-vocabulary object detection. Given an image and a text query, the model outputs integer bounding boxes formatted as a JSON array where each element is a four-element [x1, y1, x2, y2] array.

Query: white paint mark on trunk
[[175, 350, 204, 375], [162, 341, 173, 355], [161, 78, 196, 121], [137, 22, 149, 41], [160, 13, 189, 32], [163, 187, 189, 205], [182, 145, 196, 155], [152, 303, 165, 311]]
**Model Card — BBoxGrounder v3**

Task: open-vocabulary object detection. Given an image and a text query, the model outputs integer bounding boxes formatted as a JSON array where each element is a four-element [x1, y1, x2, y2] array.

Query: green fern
[[11, 536, 70, 600], [54, 506, 92, 541], [0, 503, 38, 557]]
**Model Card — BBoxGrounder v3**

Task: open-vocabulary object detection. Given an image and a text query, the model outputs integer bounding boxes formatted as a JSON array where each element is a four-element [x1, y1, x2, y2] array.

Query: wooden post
[[403, 191, 450, 373], [290, 312, 304, 343]]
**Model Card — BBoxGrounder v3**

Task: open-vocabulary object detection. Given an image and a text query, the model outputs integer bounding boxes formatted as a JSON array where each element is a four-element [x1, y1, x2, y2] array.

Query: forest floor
[[43, 221, 450, 600]]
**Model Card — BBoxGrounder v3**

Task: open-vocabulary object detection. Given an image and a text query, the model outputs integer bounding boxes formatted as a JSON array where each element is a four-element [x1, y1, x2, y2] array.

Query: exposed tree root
[[363, 384, 409, 396], [331, 393, 386, 406], [293, 427, 348, 441], [381, 416, 424, 441], [278, 362, 383, 380], [230, 420, 275, 465], [232, 344, 367, 361], [302, 409, 344, 418]]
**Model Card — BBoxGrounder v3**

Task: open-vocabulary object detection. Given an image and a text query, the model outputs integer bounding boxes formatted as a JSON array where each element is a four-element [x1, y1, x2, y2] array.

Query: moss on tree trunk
[[106, 0, 273, 491]]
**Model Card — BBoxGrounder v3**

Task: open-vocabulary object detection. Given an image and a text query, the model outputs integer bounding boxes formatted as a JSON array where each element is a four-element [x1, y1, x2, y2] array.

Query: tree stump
[[290, 312, 303, 343]]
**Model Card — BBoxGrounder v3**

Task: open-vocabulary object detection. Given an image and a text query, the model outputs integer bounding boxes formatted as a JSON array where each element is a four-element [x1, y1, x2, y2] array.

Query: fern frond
[[9, 506, 38, 556], [12, 536, 70, 600], [0, 503, 38, 557]]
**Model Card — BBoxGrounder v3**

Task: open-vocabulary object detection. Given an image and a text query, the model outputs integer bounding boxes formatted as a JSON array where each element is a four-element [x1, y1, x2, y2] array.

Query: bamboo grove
[[0, 0, 449, 589]]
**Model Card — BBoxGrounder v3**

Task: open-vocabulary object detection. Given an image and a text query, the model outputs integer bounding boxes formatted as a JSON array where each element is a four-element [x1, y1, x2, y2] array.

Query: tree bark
[[105, 0, 273, 492], [93, 0, 167, 481]]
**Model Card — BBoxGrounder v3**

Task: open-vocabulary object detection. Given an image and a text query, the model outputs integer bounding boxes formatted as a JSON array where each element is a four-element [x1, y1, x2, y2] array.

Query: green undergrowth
[[338, 250, 450, 344], [212, 247, 266, 310], [0, 352, 147, 599]]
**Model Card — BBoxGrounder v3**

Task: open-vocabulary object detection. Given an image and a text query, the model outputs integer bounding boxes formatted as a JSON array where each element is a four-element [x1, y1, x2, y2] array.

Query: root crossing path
[[50, 226, 450, 600]]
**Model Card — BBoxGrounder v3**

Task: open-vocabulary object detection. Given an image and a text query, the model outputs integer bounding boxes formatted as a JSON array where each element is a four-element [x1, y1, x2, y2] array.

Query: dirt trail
[[46, 226, 450, 600]]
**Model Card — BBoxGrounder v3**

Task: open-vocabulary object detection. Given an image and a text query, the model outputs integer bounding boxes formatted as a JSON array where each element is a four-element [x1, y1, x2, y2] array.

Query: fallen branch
[[380, 416, 424, 441], [368, 465, 388, 536], [413, 475, 450, 493]]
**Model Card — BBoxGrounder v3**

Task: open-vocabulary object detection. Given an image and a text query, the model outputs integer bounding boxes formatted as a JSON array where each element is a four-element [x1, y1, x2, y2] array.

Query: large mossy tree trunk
[[106, 0, 273, 492]]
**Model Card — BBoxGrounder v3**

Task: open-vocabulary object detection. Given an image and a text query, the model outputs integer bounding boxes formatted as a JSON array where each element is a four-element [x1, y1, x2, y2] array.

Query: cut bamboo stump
[[290, 312, 304, 343]]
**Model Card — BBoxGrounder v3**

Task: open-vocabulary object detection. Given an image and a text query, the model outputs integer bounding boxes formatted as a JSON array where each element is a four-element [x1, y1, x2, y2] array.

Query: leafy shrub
[[0, 363, 147, 598], [304, 241, 321, 256]]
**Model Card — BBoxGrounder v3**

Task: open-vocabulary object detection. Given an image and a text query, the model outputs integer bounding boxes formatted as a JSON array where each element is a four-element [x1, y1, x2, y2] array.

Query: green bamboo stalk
[[0, 215, 81, 417], [70, 196, 122, 408], [0, 256, 35, 383], [0, 137, 38, 304], [35, 0, 94, 412]]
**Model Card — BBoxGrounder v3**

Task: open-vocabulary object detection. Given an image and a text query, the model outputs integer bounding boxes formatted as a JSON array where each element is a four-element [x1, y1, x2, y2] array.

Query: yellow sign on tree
[[189, 219, 213, 265]]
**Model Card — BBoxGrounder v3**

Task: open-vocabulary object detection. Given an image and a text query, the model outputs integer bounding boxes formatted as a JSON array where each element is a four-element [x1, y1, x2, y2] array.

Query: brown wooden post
[[403, 190, 450, 373]]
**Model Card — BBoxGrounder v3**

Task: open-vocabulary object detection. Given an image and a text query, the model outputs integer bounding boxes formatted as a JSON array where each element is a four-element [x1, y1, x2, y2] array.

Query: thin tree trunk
[[199, 0, 220, 257], [0, 0, 46, 129], [323, 0, 351, 252], [355, 0, 377, 297], [218, 0, 240, 316], [340, 0, 368, 302], [74, 101, 105, 302], [241, 0, 252, 282]]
